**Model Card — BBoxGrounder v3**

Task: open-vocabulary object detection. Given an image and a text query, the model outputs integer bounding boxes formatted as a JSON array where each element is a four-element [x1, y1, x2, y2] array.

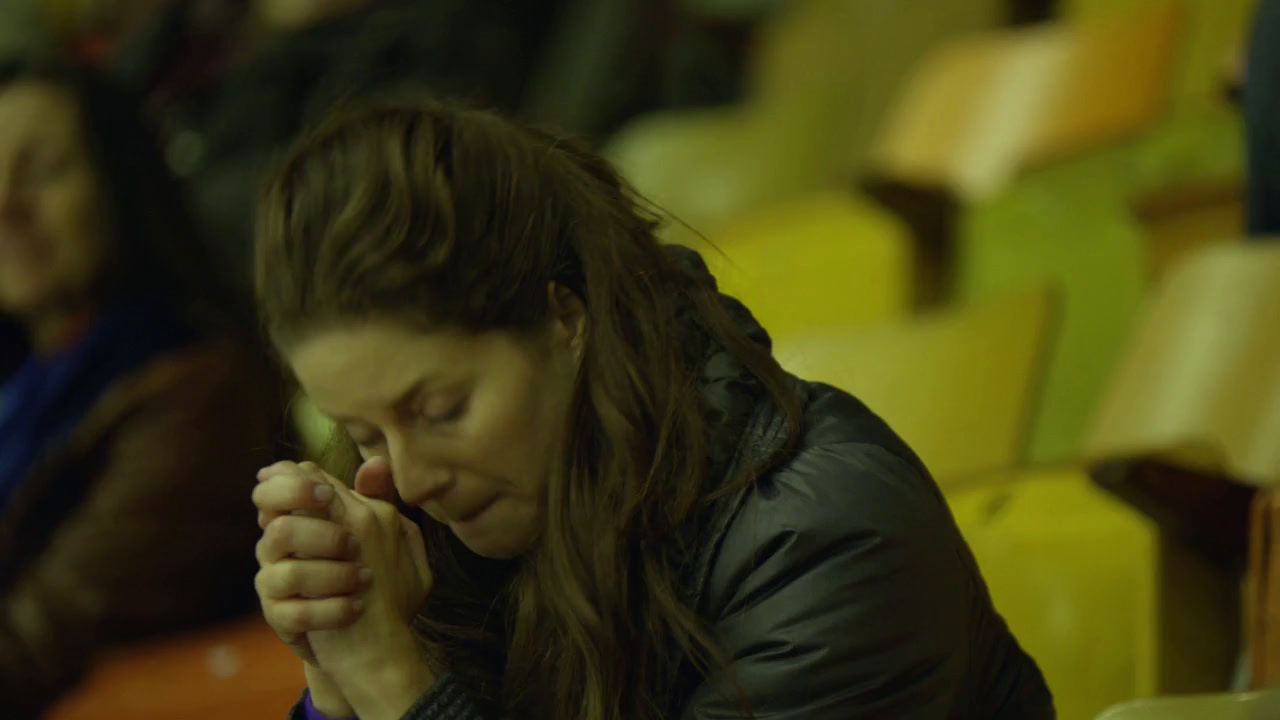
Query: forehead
[[286, 321, 511, 412], [0, 81, 84, 159]]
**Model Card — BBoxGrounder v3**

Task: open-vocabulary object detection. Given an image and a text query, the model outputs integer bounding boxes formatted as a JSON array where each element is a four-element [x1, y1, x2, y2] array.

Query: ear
[[547, 282, 587, 365]]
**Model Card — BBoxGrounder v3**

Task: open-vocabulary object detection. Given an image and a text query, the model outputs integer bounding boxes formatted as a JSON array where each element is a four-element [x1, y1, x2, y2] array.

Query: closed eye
[[344, 427, 384, 449], [424, 396, 468, 425]]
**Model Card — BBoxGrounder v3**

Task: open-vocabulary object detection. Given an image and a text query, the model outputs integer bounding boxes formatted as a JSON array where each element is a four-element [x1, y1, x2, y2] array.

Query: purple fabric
[[303, 690, 358, 720]]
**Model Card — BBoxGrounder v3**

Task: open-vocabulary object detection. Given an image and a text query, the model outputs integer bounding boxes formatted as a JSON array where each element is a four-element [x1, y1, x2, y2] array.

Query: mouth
[[449, 498, 497, 525], [0, 232, 46, 262]]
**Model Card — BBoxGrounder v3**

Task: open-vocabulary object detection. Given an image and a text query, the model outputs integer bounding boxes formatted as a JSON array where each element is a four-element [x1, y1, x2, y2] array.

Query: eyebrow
[[328, 374, 437, 425]]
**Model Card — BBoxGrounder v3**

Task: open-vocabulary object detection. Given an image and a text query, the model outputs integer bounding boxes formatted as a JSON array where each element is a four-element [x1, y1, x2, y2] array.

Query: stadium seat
[[1092, 690, 1280, 720], [694, 190, 915, 342], [775, 287, 1056, 483], [46, 616, 301, 720], [950, 467, 1241, 720]]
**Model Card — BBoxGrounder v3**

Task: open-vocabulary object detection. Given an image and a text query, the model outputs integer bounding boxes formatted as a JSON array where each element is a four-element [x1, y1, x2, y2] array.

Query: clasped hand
[[253, 458, 436, 718]]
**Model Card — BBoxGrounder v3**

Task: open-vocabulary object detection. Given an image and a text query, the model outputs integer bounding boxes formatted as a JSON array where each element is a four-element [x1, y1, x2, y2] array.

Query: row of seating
[[42, 2, 1270, 718], [44, 242, 1280, 720]]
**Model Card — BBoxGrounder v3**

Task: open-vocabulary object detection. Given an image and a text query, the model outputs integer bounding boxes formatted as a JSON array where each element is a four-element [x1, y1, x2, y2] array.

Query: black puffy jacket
[[291, 249, 1055, 720]]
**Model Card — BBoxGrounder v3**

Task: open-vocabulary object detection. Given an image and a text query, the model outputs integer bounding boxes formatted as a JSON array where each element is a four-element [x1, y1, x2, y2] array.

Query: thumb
[[354, 456, 398, 504], [401, 516, 432, 592]]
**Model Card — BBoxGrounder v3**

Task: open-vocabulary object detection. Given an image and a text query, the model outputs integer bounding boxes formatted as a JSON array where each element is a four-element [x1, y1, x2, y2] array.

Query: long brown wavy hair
[[255, 100, 801, 720]]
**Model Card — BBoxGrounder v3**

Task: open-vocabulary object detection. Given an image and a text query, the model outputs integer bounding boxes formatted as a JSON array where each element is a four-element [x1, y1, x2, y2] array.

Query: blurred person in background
[[0, 55, 277, 716], [1246, 0, 1280, 237], [111, 0, 565, 301], [249, 100, 1054, 720], [108, 0, 772, 301]]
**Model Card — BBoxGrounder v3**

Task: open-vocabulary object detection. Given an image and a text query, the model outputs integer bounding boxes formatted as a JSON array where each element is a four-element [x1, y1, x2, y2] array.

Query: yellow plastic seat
[[693, 190, 915, 342], [775, 288, 1056, 483], [605, 0, 1005, 238], [949, 467, 1241, 720], [1093, 690, 1280, 720], [950, 467, 1157, 720], [863, 4, 1183, 461], [1086, 242, 1280, 486]]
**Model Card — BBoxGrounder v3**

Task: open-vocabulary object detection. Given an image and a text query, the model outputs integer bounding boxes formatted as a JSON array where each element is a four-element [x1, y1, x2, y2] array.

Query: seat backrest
[[694, 190, 916, 344], [1085, 242, 1280, 486], [1093, 690, 1280, 719], [775, 287, 1057, 483], [1063, 0, 1258, 110], [747, 0, 1005, 174], [949, 467, 1161, 720], [46, 617, 301, 720], [871, 1, 1181, 200]]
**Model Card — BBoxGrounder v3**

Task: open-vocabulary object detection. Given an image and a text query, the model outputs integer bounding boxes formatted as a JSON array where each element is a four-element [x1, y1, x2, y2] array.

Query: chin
[[0, 281, 52, 316], [453, 525, 537, 559], [459, 537, 527, 560], [450, 501, 540, 559]]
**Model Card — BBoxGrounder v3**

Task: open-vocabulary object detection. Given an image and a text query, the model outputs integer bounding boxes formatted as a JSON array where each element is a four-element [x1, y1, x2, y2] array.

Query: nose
[[387, 440, 455, 506]]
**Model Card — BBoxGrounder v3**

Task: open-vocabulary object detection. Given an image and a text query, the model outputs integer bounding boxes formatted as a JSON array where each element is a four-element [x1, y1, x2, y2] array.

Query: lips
[[447, 498, 496, 524], [415, 496, 496, 525]]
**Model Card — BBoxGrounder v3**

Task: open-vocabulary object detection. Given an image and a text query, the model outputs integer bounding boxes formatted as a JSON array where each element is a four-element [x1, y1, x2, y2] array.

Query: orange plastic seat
[[46, 616, 302, 720], [870, 1, 1181, 200]]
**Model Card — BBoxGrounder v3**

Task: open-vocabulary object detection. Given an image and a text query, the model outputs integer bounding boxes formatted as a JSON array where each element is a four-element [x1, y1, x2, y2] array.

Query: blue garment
[[0, 302, 191, 511]]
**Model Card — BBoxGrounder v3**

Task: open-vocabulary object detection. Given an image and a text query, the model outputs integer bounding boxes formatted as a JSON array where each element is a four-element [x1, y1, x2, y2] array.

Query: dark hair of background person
[[1246, 0, 1280, 237], [255, 100, 804, 720], [0, 53, 252, 377]]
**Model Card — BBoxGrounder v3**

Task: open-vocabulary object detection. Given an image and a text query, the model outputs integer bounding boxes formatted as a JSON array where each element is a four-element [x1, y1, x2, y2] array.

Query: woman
[[0, 57, 277, 716], [251, 102, 1055, 720]]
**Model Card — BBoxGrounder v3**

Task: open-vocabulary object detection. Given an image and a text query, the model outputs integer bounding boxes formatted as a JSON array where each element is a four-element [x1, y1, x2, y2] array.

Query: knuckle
[[264, 516, 294, 546], [279, 562, 302, 592], [253, 569, 270, 598], [250, 482, 270, 507], [264, 602, 297, 633]]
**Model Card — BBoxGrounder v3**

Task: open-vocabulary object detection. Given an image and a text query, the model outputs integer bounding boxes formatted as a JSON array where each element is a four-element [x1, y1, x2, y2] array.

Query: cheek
[[462, 388, 562, 499], [39, 184, 106, 297]]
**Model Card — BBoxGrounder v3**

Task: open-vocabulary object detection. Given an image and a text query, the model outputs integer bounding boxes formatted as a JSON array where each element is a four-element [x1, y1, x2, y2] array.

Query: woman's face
[[287, 297, 585, 560], [0, 81, 107, 318]]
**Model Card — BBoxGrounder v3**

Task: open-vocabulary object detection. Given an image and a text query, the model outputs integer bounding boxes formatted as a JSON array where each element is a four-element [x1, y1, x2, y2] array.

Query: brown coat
[[0, 337, 280, 717]]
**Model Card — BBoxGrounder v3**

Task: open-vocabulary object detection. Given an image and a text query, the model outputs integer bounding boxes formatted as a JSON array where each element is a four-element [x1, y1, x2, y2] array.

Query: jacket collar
[[661, 246, 799, 611]]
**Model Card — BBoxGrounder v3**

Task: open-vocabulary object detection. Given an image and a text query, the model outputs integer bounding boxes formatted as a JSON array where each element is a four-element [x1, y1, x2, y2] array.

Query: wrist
[[338, 650, 438, 720], [305, 662, 355, 718]]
